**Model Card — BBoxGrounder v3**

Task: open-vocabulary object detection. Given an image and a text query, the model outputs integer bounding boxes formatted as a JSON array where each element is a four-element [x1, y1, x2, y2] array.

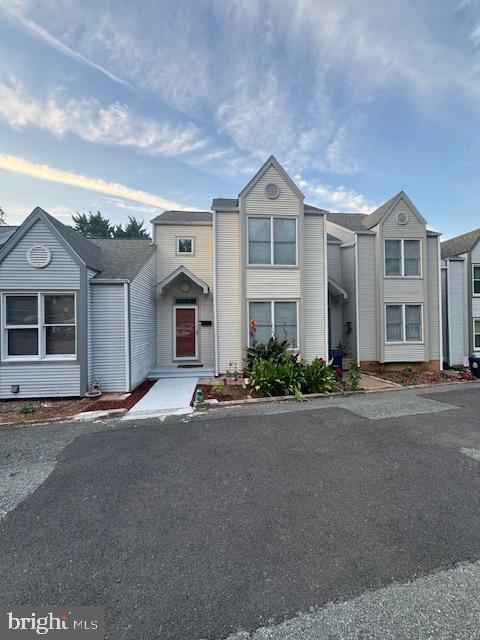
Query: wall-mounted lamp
[[345, 321, 352, 335]]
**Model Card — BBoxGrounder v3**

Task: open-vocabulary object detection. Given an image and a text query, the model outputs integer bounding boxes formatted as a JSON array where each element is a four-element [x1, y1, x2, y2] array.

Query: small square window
[[177, 238, 194, 254]]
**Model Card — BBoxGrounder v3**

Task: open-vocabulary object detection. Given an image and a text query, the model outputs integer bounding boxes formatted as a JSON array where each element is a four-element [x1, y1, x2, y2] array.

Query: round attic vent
[[396, 211, 408, 225], [27, 245, 51, 268], [265, 183, 280, 199]]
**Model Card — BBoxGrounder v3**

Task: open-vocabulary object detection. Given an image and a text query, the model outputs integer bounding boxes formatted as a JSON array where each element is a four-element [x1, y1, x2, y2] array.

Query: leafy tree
[[72, 211, 113, 238], [113, 216, 149, 238], [0, 205, 5, 225]]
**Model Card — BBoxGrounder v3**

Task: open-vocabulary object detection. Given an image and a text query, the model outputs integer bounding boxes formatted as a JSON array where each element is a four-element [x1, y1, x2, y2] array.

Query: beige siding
[[1, 219, 80, 289], [357, 235, 377, 360], [328, 243, 342, 282], [384, 343, 425, 362], [245, 268, 301, 299], [427, 236, 440, 360], [383, 280, 425, 303], [447, 259, 468, 365], [382, 199, 425, 238], [303, 215, 327, 360], [215, 212, 243, 373], [155, 224, 212, 284], [244, 165, 300, 216]]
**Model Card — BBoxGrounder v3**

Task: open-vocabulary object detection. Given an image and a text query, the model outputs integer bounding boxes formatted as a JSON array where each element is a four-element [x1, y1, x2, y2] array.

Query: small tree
[[72, 211, 113, 238], [113, 216, 149, 238]]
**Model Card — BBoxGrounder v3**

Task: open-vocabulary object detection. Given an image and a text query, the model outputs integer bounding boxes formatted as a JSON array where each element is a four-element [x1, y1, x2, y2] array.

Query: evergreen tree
[[113, 216, 149, 238], [72, 211, 113, 238], [0, 206, 5, 225]]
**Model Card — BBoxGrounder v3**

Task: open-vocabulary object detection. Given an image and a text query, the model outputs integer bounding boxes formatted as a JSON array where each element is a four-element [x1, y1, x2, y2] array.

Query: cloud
[[0, 79, 207, 156], [0, 153, 192, 211], [0, 1, 132, 87], [296, 177, 377, 213]]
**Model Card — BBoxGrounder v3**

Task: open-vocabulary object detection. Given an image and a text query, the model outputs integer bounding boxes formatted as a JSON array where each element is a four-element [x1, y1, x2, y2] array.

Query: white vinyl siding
[[426, 236, 440, 360], [303, 214, 327, 360], [215, 212, 242, 373], [340, 244, 356, 357], [91, 284, 126, 391], [130, 254, 157, 389], [357, 235, 377, 361], [0, 362, 81, 399], [0, 219, 80, 289], [245, 269, 301, 298], [446, 259, 469, 365], [244, 164, 300, 216]]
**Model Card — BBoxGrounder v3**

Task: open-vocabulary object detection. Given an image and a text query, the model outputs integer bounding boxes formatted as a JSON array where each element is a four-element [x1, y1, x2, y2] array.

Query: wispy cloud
[[0, 79, 207, 156], [0, 1, 132, 88], [296, 177, 377, 213], [0, 153, 192, 211]]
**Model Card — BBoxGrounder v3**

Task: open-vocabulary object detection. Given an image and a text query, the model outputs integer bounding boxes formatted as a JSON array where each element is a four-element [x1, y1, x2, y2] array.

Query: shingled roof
[[441, 228, 480, 259], [89, 238, 156, 281], [151, 210, 212, 224]]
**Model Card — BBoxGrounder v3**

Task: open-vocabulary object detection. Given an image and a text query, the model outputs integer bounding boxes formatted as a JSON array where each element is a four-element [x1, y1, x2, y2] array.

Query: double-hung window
[[248, 217, 296, 265], [248, 301, 298, 348], [385, 304, 422, 343], [384, 239, 421, 276], [473, 265, 480, 295], [474, 319, 480, 350], [2, 293, 76, 360]]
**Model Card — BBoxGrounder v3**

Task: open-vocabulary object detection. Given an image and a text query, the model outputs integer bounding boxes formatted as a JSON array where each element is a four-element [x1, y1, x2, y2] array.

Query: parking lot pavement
[[1, 383, 480, 639]]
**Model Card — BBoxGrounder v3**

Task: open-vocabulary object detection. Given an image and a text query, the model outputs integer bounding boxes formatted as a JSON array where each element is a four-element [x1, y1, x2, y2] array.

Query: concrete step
[[148, 366, 215, 379]]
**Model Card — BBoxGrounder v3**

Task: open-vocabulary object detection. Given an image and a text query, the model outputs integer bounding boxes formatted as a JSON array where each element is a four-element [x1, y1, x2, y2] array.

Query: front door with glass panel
[[174, 306, 197, 359]]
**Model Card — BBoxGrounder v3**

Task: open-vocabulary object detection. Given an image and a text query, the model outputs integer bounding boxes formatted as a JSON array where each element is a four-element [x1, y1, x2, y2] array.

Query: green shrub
[[401, 367, 414, 378], [302, 357, 337, 393], [244, 337, 297, 374], [212, 382, 225, 397], [249, 359, 305, 400], [346, 362, 362, 391], [19, 405, 37, 415]]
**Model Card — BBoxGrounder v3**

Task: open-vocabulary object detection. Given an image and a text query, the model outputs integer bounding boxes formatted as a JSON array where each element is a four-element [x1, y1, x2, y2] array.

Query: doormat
[[177, 364, 204, 368]]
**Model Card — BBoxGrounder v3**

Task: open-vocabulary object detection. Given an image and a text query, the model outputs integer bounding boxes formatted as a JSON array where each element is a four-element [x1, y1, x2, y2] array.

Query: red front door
[[175, 307, 196, 358]]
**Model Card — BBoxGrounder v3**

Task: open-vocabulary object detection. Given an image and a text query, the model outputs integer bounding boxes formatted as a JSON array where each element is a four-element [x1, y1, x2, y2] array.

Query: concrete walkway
[[359, 373, 401, 391], [126, 377, 197, 418]]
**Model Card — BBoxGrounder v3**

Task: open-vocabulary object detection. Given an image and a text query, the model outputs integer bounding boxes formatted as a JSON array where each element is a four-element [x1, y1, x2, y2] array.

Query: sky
[[0, 1, 480, 238]]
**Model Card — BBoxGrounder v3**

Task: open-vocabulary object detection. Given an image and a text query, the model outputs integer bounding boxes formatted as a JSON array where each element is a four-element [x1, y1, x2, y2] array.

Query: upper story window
[[177, 237, 194, 255], [2, 293, 76, 360], [473, 265, 480, 295], [384, 239, 421, 277], [248, 217, 297, 266]]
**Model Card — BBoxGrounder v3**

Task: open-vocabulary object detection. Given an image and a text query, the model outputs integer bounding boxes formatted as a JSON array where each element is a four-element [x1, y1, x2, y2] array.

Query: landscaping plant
[[212, 382, 225, 397], [19, 405, 37, 414], [346, 362, 362, 391], [302, 357, 338, 393], [244, 336, 298, 374]]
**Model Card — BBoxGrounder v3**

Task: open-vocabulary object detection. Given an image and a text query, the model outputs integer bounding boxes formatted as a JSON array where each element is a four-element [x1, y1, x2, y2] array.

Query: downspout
[[124, 282, 131, 391], [437, 239, 443, 370], [354, 233, 360, 366], [323, 214, 329, 358], [212, 209, 219, 377], [446, 259, 452, 368]]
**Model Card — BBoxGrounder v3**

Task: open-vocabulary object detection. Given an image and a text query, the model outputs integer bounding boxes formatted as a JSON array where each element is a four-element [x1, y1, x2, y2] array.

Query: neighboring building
[[326, 192, 442, 371], [0, 156, 444, 399], [441, 228, 480, 367]]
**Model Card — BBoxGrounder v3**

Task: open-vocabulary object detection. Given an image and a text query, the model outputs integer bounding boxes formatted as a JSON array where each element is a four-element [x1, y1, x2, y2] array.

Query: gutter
[[437, 239, 443, 370], [446, 258, 452, 367], [323, 214, 329, 358], [212, 209, 219, 377], [354, 233, 360, 366], [124, 283, 131, 392]]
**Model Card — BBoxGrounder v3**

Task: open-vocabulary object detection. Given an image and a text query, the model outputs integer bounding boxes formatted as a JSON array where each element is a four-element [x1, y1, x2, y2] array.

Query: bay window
[[248, 217, 297, 265], [2, 293, 76, 360], [384, 239, 421, 277], [249, 300, 298, 348], [386, 304, 422, 343]]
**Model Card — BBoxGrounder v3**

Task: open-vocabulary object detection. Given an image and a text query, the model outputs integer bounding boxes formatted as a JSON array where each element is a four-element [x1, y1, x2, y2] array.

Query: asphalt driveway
[[2, 384, 480, 639]]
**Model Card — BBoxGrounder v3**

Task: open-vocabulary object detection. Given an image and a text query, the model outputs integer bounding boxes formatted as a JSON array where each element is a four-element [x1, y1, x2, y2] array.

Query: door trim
[[173, 304, 198, 361]]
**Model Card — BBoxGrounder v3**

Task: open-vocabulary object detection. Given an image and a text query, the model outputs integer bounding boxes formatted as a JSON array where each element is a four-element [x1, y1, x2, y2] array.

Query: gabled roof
[[441, 228, 480, 259], [157, 265, 209, 294], [151, 210, 211, 224], [239, 155, 304, 200], [0, 207, 155, 282], [89, 239, 155, 281]]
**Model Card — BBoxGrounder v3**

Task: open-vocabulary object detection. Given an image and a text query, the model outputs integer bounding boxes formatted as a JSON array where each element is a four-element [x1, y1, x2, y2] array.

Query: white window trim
[[473, 318, 480, 351], [247, 216, 298, 267], [384, 238, 422, 278], [176, 236, 195, 256], [384, 303, 424, 344], [1, 292, 77, 362], [247, 300, 299, 350], [472, 264, 480, 297], [173, 303, 198, 361]]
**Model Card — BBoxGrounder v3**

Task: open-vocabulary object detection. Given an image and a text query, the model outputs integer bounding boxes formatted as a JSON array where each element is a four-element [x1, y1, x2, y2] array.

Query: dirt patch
[[371, 368, 475, 386], [84, 379, 156, 411], [193, 383, 249, 404]]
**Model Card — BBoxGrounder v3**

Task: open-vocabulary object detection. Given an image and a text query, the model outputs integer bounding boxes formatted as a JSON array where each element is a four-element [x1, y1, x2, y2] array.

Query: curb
[[72, 408, 128, 421], [194, 378, 480, 411]]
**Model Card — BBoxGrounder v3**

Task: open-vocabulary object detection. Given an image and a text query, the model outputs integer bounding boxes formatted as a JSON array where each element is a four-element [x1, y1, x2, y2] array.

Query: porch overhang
[[328, 277, 348, 299], [157, 265, 210, 295]]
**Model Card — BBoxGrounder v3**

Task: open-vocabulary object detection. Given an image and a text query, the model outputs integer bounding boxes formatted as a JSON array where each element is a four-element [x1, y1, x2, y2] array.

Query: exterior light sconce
[[345, 321, 352, 335]]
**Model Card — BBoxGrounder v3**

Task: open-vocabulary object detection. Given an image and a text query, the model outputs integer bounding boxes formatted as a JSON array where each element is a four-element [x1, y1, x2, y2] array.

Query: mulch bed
[[84, 378, 156, 411], [371, 369, 474, 386], [0, 397, 96, 426], [193, 383, 249, 404]]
